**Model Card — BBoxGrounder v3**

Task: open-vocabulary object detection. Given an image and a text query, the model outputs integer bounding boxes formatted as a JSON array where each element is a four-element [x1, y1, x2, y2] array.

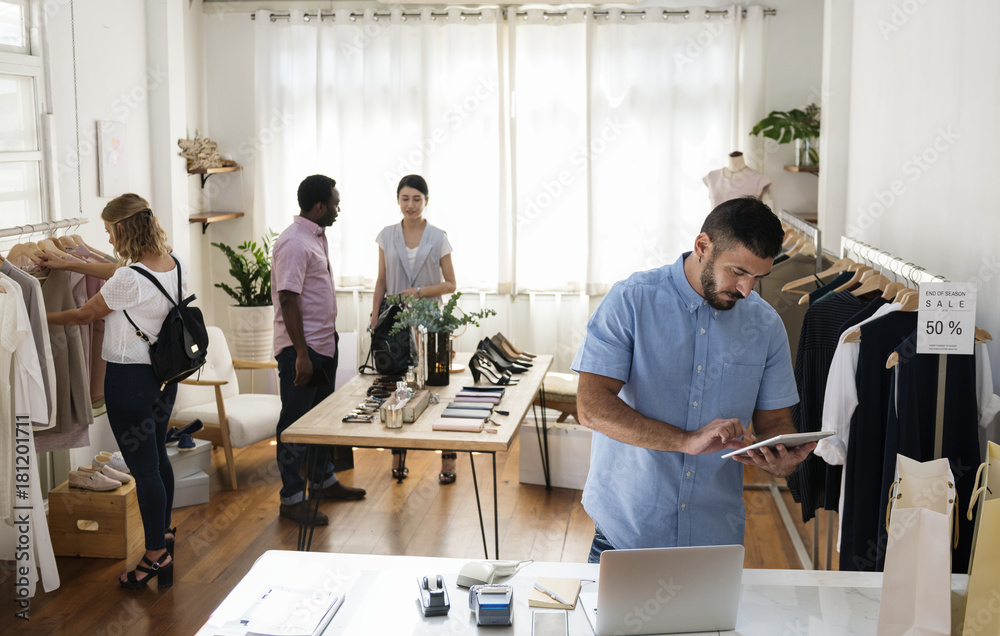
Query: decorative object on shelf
[[388, 292, 497, 386], [211, 230, 278, 362], [749, 103, 821, 167], [177, 135, 237, 171]]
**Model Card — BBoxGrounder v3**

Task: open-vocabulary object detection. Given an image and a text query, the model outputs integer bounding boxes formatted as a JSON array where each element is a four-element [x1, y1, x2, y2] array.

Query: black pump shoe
[[469, 352, 519, 386]]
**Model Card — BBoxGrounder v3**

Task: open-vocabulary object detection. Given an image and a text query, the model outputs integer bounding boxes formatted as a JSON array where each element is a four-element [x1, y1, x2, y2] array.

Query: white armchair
[[170, 326, 280, 489]]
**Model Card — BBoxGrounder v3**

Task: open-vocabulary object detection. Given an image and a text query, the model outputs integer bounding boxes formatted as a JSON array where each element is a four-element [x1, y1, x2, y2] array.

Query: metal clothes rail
[[251, 7, 777, 22], [0, 218, 89, 240], [840, 237, 946, 286], [777, 209, 822, 275]]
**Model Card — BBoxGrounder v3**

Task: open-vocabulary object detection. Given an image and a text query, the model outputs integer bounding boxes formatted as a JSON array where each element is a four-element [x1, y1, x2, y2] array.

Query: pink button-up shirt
[[271, 215, 338, 358]]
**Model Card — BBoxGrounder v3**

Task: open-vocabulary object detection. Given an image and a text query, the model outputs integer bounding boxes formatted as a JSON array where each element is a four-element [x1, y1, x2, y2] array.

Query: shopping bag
[[962, 441, 1000, 635], [877, 454, 955, 636]]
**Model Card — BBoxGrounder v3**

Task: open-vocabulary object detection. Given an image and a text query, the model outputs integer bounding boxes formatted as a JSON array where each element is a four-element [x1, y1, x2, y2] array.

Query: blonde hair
[[101, 193, 171, 265]]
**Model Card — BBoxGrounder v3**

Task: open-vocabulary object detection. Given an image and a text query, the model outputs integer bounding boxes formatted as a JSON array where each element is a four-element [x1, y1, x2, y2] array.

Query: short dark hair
[[297, 174, 337, 213], [701, 196, 783, 259], [396, 174, 429, 198]]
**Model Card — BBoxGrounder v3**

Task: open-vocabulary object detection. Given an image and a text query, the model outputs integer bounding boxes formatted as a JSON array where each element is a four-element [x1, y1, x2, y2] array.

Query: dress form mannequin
[[702, 150, 772, 209], [726, 151, 747, 177]]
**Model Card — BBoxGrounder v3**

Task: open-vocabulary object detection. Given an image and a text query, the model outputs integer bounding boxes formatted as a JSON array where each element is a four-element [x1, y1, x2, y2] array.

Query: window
[[0, 0, 46, 229]]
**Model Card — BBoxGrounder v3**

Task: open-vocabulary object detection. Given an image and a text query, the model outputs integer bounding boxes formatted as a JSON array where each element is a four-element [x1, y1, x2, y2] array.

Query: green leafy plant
[[388, 292, 497, 335], [211, 230, 277, 306], [749, 103, 821, 143]]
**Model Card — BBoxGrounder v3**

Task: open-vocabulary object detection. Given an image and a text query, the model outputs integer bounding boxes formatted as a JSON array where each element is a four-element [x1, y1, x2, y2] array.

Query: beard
[[700, 256, 744, 311]]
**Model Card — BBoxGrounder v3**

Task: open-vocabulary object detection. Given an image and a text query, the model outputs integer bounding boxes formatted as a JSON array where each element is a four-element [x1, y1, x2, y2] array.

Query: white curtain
[[253, 6, 766, 294], [254, 9, 503, 288], [510, 5, 767, 293]]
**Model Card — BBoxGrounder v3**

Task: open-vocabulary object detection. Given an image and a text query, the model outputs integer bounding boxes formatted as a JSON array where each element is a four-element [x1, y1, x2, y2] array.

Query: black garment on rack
[[877, 331, 980, 573], [788, 290, 867, 522], [840, 297, 890, 335], [807, 271, 854, 305], [838, 310, 916, 571]]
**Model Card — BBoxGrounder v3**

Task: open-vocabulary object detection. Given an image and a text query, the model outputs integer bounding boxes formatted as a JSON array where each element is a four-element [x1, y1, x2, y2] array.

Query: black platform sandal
[[439, 452, 457, 485], [120, 551, 173, 589], [164, 526, 176, 558], [391, 449, 409, 483]]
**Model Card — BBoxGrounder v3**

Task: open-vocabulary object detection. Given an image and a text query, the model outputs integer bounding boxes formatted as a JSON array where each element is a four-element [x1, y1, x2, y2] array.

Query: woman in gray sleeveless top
[[371, 175, 458, 484]]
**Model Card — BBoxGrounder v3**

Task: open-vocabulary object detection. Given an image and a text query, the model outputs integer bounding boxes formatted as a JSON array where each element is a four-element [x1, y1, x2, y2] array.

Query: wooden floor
[[0, 430, 838, 635]]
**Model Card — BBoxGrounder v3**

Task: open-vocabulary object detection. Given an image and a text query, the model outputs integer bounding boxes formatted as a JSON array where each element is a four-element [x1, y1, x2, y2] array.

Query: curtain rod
[[0, 218, 89, 240], [840, 236, 946, 286], [251, 7, 777, 21]]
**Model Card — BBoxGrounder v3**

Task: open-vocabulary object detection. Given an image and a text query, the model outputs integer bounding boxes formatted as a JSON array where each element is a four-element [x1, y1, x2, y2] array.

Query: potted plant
[[388, 292, 497, 386], [212, 230, 277, 361], [749, 103, 821, 167]]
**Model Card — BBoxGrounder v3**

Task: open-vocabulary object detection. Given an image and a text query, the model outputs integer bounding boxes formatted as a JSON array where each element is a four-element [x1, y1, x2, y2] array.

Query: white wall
[[43, 0, 203, 467], [47, 1, 154, 249], [198, 2, 825, 372], [828, 0, 1000, 391]]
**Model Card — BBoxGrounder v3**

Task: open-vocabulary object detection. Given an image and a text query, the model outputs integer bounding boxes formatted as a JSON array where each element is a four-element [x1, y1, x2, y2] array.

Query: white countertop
[[197, 551, 971, 635]]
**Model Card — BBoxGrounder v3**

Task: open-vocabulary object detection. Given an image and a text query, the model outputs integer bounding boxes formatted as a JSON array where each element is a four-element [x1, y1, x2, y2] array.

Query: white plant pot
[[228, 305, 275, 362]]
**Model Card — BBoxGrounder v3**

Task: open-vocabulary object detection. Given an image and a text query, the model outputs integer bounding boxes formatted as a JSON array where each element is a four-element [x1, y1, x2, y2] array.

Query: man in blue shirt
[[572, 197, 812, 561]]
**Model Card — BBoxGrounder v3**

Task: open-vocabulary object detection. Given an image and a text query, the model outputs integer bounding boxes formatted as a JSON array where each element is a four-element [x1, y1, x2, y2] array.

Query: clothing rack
[[0, 218, 89, 240], [840, 237, 951, 459], [840, 237, 946, 287], [776, 209, 823, 275]]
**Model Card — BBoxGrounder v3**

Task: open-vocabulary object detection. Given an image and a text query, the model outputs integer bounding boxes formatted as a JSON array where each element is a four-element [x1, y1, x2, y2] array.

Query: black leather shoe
[[318, 481, 367, 500], [279, 502, 329, 526]]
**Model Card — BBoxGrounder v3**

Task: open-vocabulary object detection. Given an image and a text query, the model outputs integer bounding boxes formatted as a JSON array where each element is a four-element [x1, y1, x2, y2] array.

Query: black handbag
[[359, 301, 409, 376]]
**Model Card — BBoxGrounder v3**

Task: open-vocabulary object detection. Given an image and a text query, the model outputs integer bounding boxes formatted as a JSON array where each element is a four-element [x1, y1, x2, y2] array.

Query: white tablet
[[720, 431, 834, 459]]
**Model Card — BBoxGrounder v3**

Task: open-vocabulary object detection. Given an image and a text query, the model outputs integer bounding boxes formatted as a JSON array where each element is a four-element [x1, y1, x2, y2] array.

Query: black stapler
[[418, 574, 451, 617]]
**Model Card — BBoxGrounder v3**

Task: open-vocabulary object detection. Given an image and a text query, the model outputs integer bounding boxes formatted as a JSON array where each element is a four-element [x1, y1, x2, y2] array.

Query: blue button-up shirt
[[572, 253, 799, 549]]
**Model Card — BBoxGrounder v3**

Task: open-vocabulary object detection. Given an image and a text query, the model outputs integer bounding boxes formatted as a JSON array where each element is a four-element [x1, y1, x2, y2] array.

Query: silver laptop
[[579, 545, 744, 635]]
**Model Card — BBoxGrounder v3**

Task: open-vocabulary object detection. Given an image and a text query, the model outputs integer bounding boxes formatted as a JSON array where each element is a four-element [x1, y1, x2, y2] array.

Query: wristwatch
[[416, 287, 422, 298]]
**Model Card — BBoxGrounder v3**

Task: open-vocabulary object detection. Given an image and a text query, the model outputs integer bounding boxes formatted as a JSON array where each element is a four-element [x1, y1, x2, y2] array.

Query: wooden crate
[[379, 389, 431, 424], [47, 479, 144, 560]]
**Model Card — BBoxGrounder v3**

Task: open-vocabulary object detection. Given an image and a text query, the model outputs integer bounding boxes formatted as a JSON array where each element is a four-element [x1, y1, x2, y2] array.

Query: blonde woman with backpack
[[47, 193, 184, 590]]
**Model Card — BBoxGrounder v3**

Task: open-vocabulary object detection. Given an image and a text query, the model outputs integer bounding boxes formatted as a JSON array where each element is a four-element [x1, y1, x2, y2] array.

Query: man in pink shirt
[[272, 174, 365, 525]]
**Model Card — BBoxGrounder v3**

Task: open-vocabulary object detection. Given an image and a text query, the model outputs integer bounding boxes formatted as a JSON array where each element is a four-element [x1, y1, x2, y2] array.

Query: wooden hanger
[[37, 237, 70, 257], [58, 234, 79, 249], [881, 281, 905, 300], [785, 236, 811, 257], [781, 257, 856, 292], [7, 241, 44, 263], [852, 273, 890, 297], [782, 229, 803, 249], [833, 265, 873, 293]]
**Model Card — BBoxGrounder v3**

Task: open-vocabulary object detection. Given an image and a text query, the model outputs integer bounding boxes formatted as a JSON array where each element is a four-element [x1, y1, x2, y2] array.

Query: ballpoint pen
[[533, 582, 569, 605]]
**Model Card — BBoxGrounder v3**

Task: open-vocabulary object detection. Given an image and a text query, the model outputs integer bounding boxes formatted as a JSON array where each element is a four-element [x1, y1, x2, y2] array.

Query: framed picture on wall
[[97, 120, 128, 197]]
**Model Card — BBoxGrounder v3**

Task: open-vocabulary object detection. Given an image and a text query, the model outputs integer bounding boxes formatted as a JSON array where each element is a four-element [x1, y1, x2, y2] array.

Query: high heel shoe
[[494, 333, 537, 358], [164, 527, 176, 558], [478, 339, 529, 373], [120, 551, 173, 589], [490, 335, 533, 363], [439, 453, 457, 485], [391, 449, 409, 483], [469, 352, 518, 386]]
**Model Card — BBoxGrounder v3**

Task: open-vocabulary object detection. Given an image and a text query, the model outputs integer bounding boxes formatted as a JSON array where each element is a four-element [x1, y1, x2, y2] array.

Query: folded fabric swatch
[[454, 394, 501, 404], [431, 418, 485, 432], [448, 402, 492, 411], [442, 408, 488, 419]]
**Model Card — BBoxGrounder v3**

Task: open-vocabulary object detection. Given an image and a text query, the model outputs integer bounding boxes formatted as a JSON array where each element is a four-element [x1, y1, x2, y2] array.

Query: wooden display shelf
[[784, 165, 819, 174], [188, 164, 243, 187], [189, 211, 244, 234]]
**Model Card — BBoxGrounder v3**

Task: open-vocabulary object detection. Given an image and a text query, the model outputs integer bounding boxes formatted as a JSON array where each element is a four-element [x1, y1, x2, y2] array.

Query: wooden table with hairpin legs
[[281, 353, 554, 557]]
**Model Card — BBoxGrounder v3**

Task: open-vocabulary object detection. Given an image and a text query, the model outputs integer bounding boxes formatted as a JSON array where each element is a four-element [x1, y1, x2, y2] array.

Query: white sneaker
[[94, 453, 130, 474], [69, 470, 120, 492]]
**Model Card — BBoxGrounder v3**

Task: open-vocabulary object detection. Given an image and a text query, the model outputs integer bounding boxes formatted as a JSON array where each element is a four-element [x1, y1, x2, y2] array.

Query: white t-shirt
[[101, 258, 187, 365]]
